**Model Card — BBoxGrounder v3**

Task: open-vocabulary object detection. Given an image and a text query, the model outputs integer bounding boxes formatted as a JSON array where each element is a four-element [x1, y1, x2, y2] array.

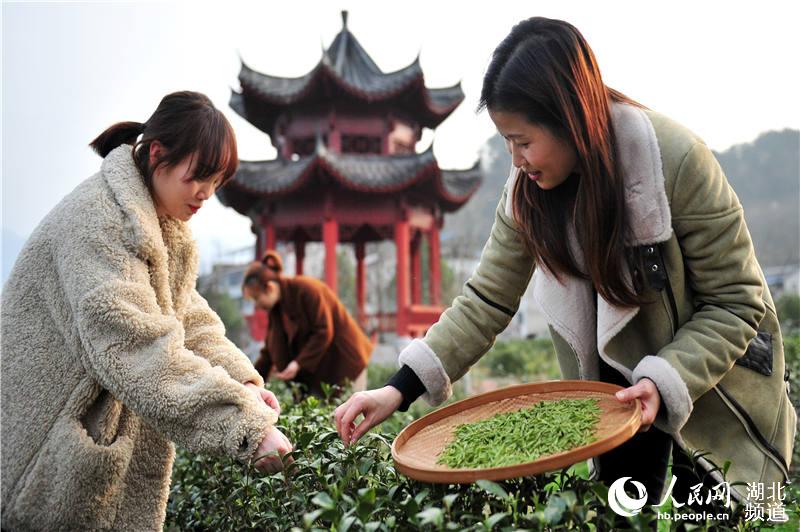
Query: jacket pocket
[[81, 388, 126, 446], [11, 414, 135, 530], [734, 331, 773, 377]]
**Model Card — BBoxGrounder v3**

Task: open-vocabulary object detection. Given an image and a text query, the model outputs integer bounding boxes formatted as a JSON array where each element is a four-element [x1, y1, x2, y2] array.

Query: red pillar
[[264, 223, 276, 253], [410, 232, 422, 305], [295, 239, 305, 276], [323, 218, 338, 294], [254, 225, 264, 261], [429, 222, 441, 306], [355, 241, 366, 325], [395, 219, 410, 335]]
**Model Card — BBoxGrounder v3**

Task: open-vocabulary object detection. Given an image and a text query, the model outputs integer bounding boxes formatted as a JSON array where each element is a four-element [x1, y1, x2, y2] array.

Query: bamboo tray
[[391, 380, 641, 483]]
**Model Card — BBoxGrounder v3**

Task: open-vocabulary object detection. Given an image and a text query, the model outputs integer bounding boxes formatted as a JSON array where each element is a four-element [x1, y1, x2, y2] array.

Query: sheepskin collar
[[504, 103, 673, 382], [101, 145, 199, 315]]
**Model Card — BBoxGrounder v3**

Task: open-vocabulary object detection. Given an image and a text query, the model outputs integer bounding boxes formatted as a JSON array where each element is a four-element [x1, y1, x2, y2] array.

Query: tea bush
[[166, 336, 800, 531], [477, 339, 561, 381], [784, 335, 800, 470]]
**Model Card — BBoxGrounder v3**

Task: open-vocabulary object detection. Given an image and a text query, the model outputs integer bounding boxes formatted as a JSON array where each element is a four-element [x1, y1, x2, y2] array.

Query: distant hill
[[713, 129, 799, 267], [440, 134, 510, 258], [442, 129, 799, 268]]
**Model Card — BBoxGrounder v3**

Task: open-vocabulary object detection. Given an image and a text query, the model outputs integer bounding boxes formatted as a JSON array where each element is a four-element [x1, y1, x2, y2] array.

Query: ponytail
[[87, 91, 238, 194], [89, 121, 146, 157], [243, 261, 269, 290]]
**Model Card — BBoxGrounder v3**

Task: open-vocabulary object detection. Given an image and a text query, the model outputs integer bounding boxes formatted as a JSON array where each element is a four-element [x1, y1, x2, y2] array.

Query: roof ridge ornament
[[341, 10, 348, 29], [320, 41, 332, 69], [315, 129, 328, 156]]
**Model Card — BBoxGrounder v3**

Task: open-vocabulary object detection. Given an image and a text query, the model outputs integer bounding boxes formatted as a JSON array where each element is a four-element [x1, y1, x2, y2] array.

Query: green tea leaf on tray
[[437, 398, 601, 469]]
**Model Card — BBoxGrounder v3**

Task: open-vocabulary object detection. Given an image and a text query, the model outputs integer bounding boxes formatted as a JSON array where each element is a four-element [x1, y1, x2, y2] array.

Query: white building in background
[[197, 263, 248, 300], [787, 270, 800, 297], [764, 264, 800, 299]]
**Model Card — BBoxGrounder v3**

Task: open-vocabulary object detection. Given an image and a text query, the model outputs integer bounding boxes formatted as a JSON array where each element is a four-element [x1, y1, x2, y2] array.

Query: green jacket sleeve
[[398, 185, 536, 405], [631, 140, 766, 433]]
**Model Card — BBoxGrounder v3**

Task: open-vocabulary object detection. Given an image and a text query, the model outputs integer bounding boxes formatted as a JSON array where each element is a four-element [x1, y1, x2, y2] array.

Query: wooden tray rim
[[390, 379, 642, 483]]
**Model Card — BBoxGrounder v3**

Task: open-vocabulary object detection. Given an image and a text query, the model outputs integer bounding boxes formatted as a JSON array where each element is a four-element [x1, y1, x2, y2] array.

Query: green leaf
[[443, 493, 459, 511], [483, 511, 508, 529], [560, 489, 577, 508], [338, 515, 357, 532], [476, 480, 509, 500], [358, 458, 375, 475], [296, 431, 315, 449], [543, 495, 567, 524], [311, 491, 336, 510], [402, 497, 419, 517], [357, 487, 377, 505], [303, 509, 324, 528], [417, 507, 444, 527]]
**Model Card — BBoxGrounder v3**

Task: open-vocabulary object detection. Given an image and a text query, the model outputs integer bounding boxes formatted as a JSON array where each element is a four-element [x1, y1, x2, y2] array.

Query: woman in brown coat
[[243, 262, 372, 396]]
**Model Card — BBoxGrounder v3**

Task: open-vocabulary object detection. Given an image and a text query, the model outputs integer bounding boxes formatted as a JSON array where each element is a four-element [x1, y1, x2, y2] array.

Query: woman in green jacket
[[334, 17, 795, 509]]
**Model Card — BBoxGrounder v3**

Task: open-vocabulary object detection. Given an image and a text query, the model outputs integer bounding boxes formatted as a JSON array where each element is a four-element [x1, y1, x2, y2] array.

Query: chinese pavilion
[[218, 11, 481, 337]]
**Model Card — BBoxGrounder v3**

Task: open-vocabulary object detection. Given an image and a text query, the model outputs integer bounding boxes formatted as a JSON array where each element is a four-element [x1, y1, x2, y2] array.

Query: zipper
[[465, 282, 515, 318], [714, 385, 791, 481], [663, 277, 679, 337], [655, 244, 790, 481], [655, 244, 679, 336]]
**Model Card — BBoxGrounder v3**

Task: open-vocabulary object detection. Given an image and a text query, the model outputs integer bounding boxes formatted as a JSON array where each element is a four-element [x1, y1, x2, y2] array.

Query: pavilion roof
[[217, 144, 481, 213], [230, 11, 464, 134]]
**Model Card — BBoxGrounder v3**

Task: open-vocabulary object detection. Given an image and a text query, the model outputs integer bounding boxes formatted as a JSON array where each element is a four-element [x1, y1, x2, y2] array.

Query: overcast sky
[[3, 0, 799, 280]]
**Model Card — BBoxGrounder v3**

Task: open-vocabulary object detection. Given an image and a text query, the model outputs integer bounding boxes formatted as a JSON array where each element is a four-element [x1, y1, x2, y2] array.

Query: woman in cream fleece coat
[[1, 91, 291, 531]]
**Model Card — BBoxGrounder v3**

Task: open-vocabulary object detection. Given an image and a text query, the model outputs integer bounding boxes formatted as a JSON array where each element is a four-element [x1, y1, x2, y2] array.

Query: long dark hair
[[478, 17, 647, 307], [89, 91, 238, 192]]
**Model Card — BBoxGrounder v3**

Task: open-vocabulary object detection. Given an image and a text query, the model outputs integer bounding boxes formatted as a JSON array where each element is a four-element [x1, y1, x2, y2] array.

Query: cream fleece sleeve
[[63, 230, 277, 462], [182, 289, 265, 386]]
